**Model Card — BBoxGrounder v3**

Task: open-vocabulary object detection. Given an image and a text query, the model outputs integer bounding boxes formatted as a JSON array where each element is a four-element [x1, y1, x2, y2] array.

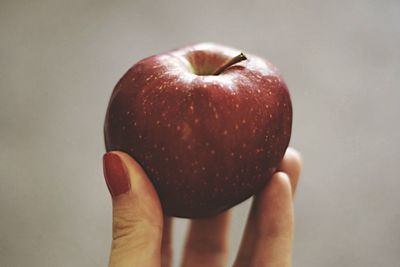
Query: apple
[[104, 43, 292, 218]]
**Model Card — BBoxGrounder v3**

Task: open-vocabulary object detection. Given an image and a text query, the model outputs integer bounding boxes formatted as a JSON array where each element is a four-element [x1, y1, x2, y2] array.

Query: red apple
[[104, 43, 292, 218]]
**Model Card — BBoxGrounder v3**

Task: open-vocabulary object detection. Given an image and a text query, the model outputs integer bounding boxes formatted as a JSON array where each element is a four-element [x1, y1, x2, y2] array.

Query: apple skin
[[104, 43, 292, 218]]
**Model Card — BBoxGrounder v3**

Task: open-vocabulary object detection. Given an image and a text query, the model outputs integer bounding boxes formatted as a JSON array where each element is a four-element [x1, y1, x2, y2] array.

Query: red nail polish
[[103, 152, 131, 197]]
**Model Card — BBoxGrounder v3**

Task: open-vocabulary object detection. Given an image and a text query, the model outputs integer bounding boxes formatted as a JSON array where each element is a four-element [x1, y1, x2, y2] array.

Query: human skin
[[102, 147, 301, 267]]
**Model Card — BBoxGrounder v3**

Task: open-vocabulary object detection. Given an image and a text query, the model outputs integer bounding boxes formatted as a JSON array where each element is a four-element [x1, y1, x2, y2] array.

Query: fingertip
[[107, 151, 153, 193], [107, 151, 141, 173], [282, 147, 302, 174], [279, 147, 302, 194], [106, 151, 164, 229], [103, 152, 131, 198], [255, 171, 293, 223], [103, 151, 161, 211], [265, 172, 292, 200]]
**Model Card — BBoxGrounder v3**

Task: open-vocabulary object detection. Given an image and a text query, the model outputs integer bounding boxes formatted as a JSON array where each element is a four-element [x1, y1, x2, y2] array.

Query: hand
[[103, 148, 301, 267]]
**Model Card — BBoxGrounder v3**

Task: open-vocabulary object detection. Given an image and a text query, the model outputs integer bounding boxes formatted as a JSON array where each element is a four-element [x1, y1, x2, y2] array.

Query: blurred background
[[1, 0, 399, 266]]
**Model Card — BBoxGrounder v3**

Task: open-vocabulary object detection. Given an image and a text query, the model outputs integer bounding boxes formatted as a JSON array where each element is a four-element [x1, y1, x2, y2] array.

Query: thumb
[[103, 151, 163, 267]]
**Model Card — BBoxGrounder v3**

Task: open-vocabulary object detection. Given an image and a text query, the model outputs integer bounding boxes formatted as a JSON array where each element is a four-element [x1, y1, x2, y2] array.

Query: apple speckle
[[211, 150, 215, 155], [235, 124, 239, 130], [161, 146, 165, 151], [194, 118, 199, 124], [242, 119, 246, 124], [181, 122, 192, 140], [223, 130, 228, 135], [177, 125, 181, 131]]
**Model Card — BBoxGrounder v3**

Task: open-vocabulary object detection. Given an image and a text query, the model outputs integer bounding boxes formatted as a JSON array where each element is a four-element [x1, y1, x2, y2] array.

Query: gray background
[[1, 0, 399, 266]]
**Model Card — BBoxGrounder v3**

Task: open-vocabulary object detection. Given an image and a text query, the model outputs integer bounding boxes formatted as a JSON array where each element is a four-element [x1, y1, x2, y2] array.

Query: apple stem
[[212, 53, 247, 75]]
